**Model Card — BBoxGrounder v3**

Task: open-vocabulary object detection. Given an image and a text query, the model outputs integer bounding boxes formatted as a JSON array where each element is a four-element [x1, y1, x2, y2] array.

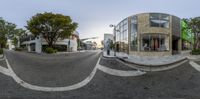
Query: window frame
[[149, 13, 170, 28]]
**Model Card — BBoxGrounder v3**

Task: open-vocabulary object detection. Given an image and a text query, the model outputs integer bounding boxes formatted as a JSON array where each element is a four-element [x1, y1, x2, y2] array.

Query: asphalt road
[[0, 59, 7, 68], [5, 50, 101, 87], [0, 51, 200, 98]]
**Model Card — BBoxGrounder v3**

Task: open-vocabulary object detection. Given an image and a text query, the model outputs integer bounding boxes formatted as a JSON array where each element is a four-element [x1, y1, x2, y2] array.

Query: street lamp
[[109, 24, 120, 56]]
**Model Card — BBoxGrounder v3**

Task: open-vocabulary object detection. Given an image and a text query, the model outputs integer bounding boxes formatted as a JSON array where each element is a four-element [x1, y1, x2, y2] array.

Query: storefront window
[[150, 13, 169, 28], [141, 34, 169, 51], [130, 16, 138, 51]]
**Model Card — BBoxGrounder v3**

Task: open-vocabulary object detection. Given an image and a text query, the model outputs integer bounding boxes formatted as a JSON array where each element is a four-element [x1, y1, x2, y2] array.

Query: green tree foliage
[[0, 17, 7, 48], [109, 40, 114, 50], [15, 28, 26, 37], [0, 18, 17, 48], [0, 17, 26, 48], [186, 17, 200, 50], [12, 37, 18, 46], [26, 12, 78, 48]]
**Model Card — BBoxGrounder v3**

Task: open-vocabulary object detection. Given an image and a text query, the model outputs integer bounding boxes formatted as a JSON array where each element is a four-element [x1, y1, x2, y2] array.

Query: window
[[141, 34, 169, 51], [116, 18, 128, 52], [116, 25, 120, 42], [150, 13, 169, 28], [130, 16, 138, 51]]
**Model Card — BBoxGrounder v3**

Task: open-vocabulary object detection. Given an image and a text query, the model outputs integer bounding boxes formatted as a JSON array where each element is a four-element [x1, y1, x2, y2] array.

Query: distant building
[[20, 31, 79, 53], [83, 41, 97, 50], [7, 39, 15, 50]]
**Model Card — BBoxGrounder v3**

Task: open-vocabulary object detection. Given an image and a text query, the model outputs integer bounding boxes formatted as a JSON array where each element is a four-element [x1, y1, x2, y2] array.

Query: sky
[[0, 0, 199, 45]]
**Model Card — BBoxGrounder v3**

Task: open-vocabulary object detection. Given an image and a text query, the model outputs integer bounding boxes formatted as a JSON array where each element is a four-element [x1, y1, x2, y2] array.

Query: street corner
[[100, 56, 136, 71], [1, 50, 101, 91], [113, 53, 189, 72], [98, 56, 146, 77]]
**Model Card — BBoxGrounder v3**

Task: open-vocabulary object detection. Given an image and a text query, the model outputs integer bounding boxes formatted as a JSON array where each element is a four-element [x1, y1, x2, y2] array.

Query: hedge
[[45, 47, 57, 54], [191, 49, 200, 55]]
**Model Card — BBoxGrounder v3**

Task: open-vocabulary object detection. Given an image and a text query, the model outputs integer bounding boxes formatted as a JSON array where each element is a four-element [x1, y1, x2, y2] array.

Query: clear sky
[[0, 0, 199, 45]]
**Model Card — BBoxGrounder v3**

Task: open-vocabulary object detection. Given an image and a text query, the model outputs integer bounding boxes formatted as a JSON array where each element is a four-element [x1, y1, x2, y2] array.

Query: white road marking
[[0, 65, 11, 76], [98, 64, 146, 77], [2, 54, 146, 92], [189, 61, 200, 71], [5, 58, 101, 92]]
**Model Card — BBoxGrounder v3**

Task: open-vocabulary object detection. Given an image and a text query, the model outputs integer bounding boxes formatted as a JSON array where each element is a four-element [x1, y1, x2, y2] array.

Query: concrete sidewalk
[[117, 52, 187, 66], [103, 50, 188, 66], [56, 50, 86, 54]]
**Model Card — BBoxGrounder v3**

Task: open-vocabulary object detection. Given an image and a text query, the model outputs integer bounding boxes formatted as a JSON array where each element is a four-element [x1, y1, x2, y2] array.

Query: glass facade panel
[[150, 13, 169, 28], [141, 34, 169, 51], [115, 18, 128, 52], [130, 16, 138, 51]]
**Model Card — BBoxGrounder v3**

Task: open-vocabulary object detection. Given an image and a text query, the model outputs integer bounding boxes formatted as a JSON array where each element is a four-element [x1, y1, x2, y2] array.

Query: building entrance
[[172, 36, 179, 54]]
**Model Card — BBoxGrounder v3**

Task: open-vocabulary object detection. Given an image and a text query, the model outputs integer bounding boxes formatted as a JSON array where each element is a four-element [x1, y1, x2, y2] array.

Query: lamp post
[[109, 24, 119, 56]]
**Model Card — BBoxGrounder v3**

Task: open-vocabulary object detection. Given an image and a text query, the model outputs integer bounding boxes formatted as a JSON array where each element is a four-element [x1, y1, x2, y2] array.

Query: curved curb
[[102, 53, 116, 58], [116, 58, 188, 72], [101, 55, 117, 61], [187, 57, 200, 62], [117, 57, 187, 67], [5, 58, 101, 92], [189, 61, 200, 72], [98, 64, 146, 77]]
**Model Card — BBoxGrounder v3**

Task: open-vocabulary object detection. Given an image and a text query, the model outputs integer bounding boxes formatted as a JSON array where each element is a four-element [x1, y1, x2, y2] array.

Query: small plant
[[191, 49, 200, 55], [45, 47, 57, 54], [0, 48, 3, 55]]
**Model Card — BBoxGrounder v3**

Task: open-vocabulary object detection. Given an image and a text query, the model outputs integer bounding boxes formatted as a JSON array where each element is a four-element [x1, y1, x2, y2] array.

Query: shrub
[[45, 47, 57, 54], [0, 48, 3, 55], [191, 49, 200, 55], [14, 47, 22, 51]]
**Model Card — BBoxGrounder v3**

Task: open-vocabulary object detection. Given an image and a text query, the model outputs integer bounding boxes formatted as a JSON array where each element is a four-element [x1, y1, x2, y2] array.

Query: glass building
[[114, 13, 181, 56]]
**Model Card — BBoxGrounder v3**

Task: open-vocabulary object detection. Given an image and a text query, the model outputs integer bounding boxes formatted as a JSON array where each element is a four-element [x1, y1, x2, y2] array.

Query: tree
[[15, 28, 26, 37], [0, 17, 26, 49], [0, 18, 17, 48], [0, 17, 7, 48], [187, 17, 200, 50], [26, 12, 78, 48], [109, 40, 114, 50], [12, 37, 18, 46]]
